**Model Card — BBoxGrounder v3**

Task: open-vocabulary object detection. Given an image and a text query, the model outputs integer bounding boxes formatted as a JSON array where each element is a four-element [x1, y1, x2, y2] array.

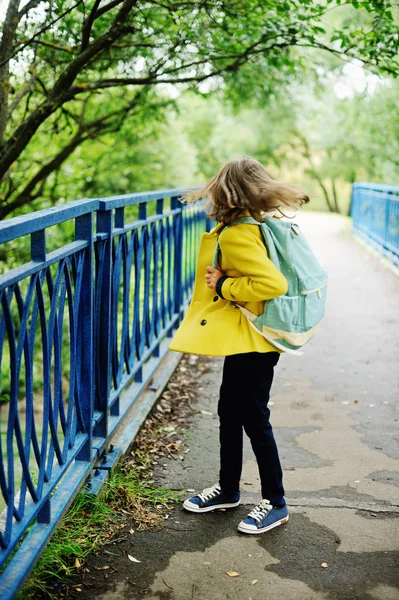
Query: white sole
[[183, 500, 241, 513], [238, 514, 289, 534]]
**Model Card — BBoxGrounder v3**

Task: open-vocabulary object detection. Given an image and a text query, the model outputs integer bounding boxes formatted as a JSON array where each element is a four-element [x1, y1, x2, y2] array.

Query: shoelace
[[198, 483, 222, 502], [247, 499, 272, 523]]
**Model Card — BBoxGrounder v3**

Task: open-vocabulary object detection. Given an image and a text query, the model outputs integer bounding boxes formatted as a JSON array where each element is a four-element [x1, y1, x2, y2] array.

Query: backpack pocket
[[299, 272, 328, 294], [263, 295, 301, 330], [300, 284, 327, 330]]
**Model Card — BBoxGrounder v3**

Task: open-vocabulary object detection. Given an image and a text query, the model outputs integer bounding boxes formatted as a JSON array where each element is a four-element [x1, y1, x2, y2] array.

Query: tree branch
[[8, 73, 37, 115], [0, 0, 140, 178], [67, 41, 293, 93], [18, 0, 45, 18], [0, 0, 84, 67], [0, 87, 149, 218], [29, 39, 77, 54], [0, 133, 85, 218], [81, 0, 102, 52], [95, 0, 125, 19], [295, 41, 399, 76]]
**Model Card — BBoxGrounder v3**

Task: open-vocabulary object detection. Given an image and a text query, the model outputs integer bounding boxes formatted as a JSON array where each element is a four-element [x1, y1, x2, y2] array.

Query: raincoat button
[[200, 319, 207, 326], [213, 296, 219, 302]]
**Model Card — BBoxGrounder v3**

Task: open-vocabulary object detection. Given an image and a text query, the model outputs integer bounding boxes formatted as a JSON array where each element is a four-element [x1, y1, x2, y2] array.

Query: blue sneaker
[[238, 499, 289, 534], [183, 484, 240, 513]]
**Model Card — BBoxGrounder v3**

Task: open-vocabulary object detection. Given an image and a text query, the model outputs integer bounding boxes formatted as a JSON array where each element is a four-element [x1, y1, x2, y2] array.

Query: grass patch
[[19, 464, 183, 599]]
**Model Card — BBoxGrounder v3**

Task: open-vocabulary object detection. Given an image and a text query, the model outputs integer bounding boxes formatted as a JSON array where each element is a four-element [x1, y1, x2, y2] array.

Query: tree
[[0, 0, 398, 219], [286, 77, 399, 213]]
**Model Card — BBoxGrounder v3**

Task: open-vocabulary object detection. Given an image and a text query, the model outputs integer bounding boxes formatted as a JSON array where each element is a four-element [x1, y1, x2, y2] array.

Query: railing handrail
[[0, 187, 202, 243], [0, 199, 100, 243], [0, 187, 206, 599], [98, 186, 197, 210], [352, 182, 399, 195]]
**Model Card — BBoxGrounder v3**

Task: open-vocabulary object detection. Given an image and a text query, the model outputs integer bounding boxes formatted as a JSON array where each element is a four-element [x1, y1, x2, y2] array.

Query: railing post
[[75, 212, 94, 461], [385, 192, 391, 251], [171, 196, 184, 321], [95, 209, 113, 440], [349, 184, 355, 220]]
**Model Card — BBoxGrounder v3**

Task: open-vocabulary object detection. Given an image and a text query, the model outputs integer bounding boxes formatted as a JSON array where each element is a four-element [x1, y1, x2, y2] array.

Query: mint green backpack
[[213, 216, 328, 356]]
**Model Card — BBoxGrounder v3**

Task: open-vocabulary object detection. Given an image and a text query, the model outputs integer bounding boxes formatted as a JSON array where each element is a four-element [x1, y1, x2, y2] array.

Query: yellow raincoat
[[169, 220, 288, 356]]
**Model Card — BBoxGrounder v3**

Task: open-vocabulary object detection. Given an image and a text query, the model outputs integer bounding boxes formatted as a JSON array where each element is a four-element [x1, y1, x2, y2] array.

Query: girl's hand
[[205, 265, 224, 290]]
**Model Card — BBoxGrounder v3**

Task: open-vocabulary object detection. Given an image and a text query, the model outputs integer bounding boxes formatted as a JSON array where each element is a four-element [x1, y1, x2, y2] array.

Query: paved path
[[81, 212, 399, 600]]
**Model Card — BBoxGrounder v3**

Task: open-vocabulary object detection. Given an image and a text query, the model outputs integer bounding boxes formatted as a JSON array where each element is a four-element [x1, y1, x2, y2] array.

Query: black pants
[[218, 351, 285, 506]]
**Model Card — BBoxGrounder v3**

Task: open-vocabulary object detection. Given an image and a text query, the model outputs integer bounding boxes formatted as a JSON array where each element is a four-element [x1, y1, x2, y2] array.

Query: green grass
[[18, 461, 184, 599]]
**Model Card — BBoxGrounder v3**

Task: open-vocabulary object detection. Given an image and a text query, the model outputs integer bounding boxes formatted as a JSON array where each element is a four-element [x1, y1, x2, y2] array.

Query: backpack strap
[[212, 225, 228, 269], [212, 217, 262, 268], [231, 216, 260, 226]]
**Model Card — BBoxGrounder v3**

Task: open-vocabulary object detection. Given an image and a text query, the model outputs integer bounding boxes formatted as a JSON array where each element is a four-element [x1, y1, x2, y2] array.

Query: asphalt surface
[[68, 212, 399, 600]]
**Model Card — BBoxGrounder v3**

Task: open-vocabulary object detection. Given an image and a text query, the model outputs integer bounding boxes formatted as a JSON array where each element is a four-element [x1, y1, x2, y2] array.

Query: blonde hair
[[186, 156, 309, 224]]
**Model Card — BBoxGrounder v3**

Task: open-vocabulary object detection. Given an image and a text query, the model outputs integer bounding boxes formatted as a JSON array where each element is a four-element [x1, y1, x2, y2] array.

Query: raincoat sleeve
[[218, 225, 288, 302]]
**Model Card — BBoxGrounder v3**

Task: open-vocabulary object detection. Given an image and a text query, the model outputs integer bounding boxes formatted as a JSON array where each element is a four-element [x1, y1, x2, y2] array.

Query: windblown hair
[[186, 156, 309, 224]]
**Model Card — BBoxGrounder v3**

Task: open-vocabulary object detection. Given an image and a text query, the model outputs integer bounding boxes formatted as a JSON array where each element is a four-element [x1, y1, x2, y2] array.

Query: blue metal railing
[[0, 189, 207, 598], [351, 182, 399, 265]]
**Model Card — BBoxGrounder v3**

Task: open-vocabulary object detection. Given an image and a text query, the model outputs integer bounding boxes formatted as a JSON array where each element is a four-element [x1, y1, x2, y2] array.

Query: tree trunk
[[331, 178, 340, 213], [316, 176, 334, 213], [347, 172, 356, 217], [0, 1, 21, 144]]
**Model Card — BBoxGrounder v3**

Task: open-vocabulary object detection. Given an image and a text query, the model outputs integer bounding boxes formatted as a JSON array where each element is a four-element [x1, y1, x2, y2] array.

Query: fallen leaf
[[321, 562, 328, 568], [354, 399, 359, 403], [129, 529, 135, 535], [226, 571, 239, 577], [75, 558, 81, 568], [94, 566, 110, 570], [128, 555, 141, 563], [252, 579, 258, 585], [75, 588, 82, 592]]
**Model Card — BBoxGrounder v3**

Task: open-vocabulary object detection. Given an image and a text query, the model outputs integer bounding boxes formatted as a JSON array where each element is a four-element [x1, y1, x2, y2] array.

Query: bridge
[[0, 183, 398, 598]]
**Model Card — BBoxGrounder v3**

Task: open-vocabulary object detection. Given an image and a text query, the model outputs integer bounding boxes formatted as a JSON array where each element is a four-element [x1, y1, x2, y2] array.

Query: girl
[[169, 156, 309, 534]]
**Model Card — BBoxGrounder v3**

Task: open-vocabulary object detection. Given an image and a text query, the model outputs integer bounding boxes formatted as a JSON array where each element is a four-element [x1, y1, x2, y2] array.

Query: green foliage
[[1, 0, 398, 218]]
